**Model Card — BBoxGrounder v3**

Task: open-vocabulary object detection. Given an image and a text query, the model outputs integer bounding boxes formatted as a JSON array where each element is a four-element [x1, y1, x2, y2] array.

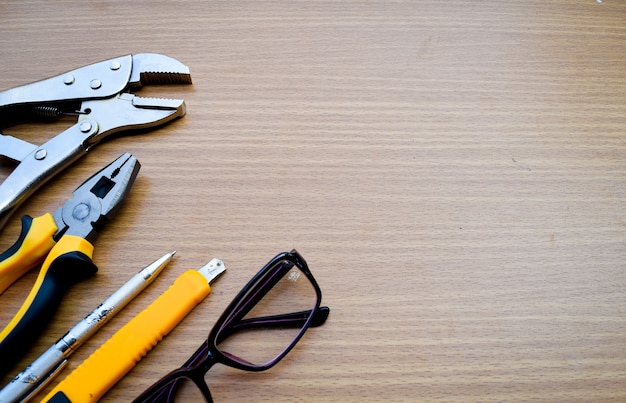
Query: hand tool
[[0, 53, 191, 232], [42, 258, 227, 403], [0, 251, 175, 403], [0, 153, 140, 377]]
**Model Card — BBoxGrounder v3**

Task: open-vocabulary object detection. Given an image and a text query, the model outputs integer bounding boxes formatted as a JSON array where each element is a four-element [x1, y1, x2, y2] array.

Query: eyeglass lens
[[214, 259, 318, 367]]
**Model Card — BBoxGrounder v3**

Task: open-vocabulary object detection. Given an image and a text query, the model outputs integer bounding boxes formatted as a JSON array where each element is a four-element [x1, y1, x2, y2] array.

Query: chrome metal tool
[[0, 54, 192, 231]]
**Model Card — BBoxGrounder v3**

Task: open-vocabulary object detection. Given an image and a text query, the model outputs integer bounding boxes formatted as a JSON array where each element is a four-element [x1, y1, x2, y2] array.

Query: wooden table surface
[[1, 1, 625, 401]]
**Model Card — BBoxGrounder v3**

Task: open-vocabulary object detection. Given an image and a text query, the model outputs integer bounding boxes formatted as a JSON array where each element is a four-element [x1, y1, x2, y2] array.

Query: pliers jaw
[[79, 93, 186, 149], [52, 153, 141, 242], [128, 53, 192, 88], [0, 53, 191, 111]]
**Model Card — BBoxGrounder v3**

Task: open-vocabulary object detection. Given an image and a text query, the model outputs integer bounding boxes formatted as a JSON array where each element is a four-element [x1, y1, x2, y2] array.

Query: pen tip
[[171, 250, 177, 256]]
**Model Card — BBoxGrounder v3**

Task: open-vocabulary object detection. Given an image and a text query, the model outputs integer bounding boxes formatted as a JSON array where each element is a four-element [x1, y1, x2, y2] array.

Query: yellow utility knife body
[[43, 258, 227, 403], [0, 153, 140, 377]]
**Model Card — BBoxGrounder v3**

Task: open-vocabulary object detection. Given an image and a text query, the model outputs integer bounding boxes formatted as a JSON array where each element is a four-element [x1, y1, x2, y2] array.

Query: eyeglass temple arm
[[238, 306, 329, 328], [216, 306, 330, 344], [309, 306, 330, 327]]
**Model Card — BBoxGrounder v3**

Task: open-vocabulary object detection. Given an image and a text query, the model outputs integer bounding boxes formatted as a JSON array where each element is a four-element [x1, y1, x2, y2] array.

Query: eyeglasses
[[133, 250, 329, 403]]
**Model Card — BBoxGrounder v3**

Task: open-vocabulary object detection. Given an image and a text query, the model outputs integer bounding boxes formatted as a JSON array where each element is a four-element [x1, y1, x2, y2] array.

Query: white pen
[[0, 251, 176, 403]]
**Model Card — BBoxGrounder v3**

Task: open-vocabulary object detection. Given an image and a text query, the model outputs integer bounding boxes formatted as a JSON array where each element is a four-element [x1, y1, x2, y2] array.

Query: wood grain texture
[[1, 1, 625, 401]]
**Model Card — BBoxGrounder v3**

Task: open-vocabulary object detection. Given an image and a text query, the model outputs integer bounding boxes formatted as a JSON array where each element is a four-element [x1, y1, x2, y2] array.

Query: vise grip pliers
[[0, 53, 192, 231]]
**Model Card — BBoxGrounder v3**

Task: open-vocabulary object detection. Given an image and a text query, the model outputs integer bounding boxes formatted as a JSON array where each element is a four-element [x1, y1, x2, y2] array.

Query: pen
[[42, 258, 226, 403], [0, 251, 176, 403]]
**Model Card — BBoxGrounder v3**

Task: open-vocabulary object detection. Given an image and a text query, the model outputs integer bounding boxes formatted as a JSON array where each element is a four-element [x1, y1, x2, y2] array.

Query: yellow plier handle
[[0, 215, 97, 377], [0, 213, 58, 294]]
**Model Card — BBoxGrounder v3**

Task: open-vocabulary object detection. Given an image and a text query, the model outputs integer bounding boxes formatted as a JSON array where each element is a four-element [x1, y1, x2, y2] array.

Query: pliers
[[0, 152, 140, 377], [0, 53, 191, 231]]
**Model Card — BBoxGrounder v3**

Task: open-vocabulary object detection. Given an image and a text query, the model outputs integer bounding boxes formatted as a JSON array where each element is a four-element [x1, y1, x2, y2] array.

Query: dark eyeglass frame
[[134, 250, 329, 403]]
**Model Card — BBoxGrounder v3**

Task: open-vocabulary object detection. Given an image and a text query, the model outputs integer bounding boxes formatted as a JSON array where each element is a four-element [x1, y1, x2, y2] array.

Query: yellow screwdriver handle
[[43, 270, 212, 403], [0, 213, 58, 294]]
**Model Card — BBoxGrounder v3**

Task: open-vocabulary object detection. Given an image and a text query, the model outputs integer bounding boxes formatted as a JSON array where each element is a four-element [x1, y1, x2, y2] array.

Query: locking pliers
[[0, 53, 192, 231]]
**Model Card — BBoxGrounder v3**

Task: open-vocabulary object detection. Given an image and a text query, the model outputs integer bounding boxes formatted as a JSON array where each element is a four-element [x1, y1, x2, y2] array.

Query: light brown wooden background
[[1, 1, 625, 401]]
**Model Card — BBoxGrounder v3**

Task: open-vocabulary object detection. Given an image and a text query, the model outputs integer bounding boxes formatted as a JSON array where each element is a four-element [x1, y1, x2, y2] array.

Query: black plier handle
[[0, 234, 97, 376]]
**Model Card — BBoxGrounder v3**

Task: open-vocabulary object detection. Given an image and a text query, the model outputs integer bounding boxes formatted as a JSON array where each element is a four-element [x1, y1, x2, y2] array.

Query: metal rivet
[[110, 61, 121, 70], [90, 79, 102, 89], [80, 122, 92, 133], [64, 75, 75, 85], [73, 203, 91, 221], [35, 149, 47, 160]]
